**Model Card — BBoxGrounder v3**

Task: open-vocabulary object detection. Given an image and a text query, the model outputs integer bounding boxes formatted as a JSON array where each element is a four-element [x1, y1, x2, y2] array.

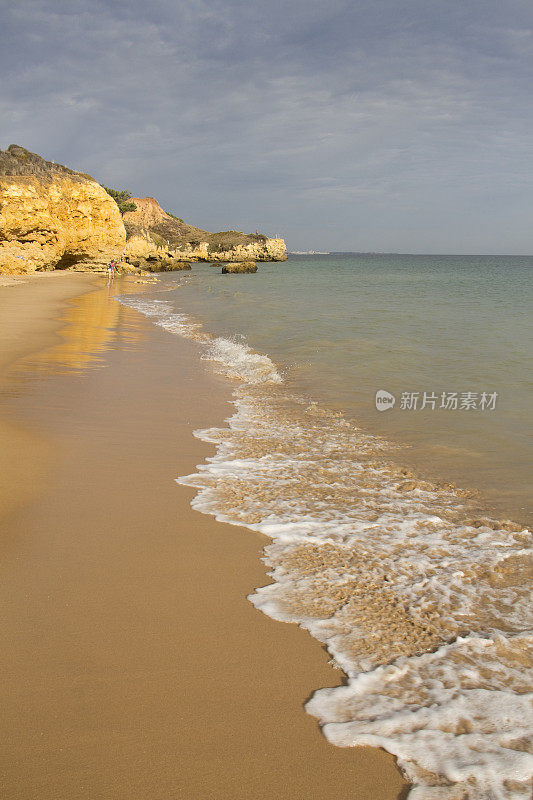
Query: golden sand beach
[[0, 275, 406, 799]]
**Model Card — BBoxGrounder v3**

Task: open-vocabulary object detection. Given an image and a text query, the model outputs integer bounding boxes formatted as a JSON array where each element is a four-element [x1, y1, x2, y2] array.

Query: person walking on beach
[[107, 259, 116, 282]]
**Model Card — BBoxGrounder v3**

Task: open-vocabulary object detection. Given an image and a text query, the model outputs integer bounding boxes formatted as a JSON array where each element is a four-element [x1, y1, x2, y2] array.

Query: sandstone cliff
[[0, 146, 286, 274], [0, 145, 126, 273], [123, 197, 286, 267]]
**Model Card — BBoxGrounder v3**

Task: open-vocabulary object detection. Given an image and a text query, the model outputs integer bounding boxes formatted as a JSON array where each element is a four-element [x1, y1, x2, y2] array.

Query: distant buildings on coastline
[[289, 250, 331, 255], [289, 250, 399, 256]]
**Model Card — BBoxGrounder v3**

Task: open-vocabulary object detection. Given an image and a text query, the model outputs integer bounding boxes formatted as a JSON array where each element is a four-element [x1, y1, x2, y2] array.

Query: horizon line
[[288, 251, 533, 257]]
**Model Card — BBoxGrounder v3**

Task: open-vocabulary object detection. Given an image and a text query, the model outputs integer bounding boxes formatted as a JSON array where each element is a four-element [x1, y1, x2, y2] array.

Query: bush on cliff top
[[103, 187, 137, 215]]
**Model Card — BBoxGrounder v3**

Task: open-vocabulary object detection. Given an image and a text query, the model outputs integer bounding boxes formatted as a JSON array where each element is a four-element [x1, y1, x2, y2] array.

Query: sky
[[1, 0, 532, 253]]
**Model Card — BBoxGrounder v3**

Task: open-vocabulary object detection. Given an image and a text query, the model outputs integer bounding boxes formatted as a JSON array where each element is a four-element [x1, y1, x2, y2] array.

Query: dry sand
[[0, 275, 408, 799]]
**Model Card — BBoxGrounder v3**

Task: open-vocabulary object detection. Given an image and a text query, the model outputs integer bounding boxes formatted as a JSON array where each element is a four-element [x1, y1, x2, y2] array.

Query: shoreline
[[128, 273, 532, 797], [165, 257, 532, 529], [0, 275, 407, 799]]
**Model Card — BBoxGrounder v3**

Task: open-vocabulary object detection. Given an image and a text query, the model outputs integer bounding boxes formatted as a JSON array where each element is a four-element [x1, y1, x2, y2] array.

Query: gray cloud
[[1, 0, 532, 252]]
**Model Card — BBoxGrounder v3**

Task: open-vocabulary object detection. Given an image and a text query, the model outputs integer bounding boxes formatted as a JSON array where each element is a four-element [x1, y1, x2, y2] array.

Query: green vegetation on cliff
[[103, 187, 137, 215]]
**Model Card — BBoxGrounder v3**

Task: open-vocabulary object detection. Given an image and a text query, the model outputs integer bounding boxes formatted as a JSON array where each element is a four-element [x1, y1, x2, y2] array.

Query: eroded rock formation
[[123, 197, 286, 267], [0, 147, 286, 274], [0, 145, 126, 273], [221, 261, 258, 273]]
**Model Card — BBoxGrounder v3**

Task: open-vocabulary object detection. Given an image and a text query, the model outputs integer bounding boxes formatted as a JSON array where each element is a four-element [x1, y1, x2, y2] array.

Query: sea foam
[[120, 292, 533, 800]]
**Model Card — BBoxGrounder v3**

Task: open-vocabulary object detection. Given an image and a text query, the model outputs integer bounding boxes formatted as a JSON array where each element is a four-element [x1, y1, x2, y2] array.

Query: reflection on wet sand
[[11, 279, 149, 378], [0, 277, 153, 520]]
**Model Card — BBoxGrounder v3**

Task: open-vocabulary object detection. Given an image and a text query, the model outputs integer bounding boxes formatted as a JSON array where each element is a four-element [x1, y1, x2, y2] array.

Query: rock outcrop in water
[[0, 147, 286, 274], [123, 197, 286, 269], [221, 261, 258, 273], [0, 145, 126, 273]]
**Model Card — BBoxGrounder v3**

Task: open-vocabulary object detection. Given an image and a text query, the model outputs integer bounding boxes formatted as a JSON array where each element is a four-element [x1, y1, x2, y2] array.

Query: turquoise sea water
[[159, 254, 533, 524], [120, 254, 532, 799]]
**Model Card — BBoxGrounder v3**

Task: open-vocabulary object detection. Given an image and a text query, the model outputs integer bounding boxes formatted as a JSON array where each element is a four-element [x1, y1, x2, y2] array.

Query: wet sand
[[0, 275, 408, 799]]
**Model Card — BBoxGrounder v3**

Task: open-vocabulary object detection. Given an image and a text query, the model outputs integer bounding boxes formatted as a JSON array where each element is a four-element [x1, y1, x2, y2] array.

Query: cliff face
[[0, 145, 126, 274], [123, 197, 286, 266], [0, 147, 286, 274]]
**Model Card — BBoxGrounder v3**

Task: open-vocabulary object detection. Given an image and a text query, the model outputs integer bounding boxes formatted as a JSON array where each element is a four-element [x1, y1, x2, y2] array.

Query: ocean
[[119, 254, 533, 800]]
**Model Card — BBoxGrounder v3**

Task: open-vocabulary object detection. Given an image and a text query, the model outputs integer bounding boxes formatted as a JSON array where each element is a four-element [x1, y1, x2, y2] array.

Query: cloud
[[1, 0, 532, 251]]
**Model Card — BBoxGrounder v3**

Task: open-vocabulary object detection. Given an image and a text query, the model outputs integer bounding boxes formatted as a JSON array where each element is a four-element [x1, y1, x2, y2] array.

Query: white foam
[[203, 337, 282, 385], [119, 289, 533, 800], [308, 635, 533, 799], [181, 392, 532, 799], [119, 296, 281, 385]]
